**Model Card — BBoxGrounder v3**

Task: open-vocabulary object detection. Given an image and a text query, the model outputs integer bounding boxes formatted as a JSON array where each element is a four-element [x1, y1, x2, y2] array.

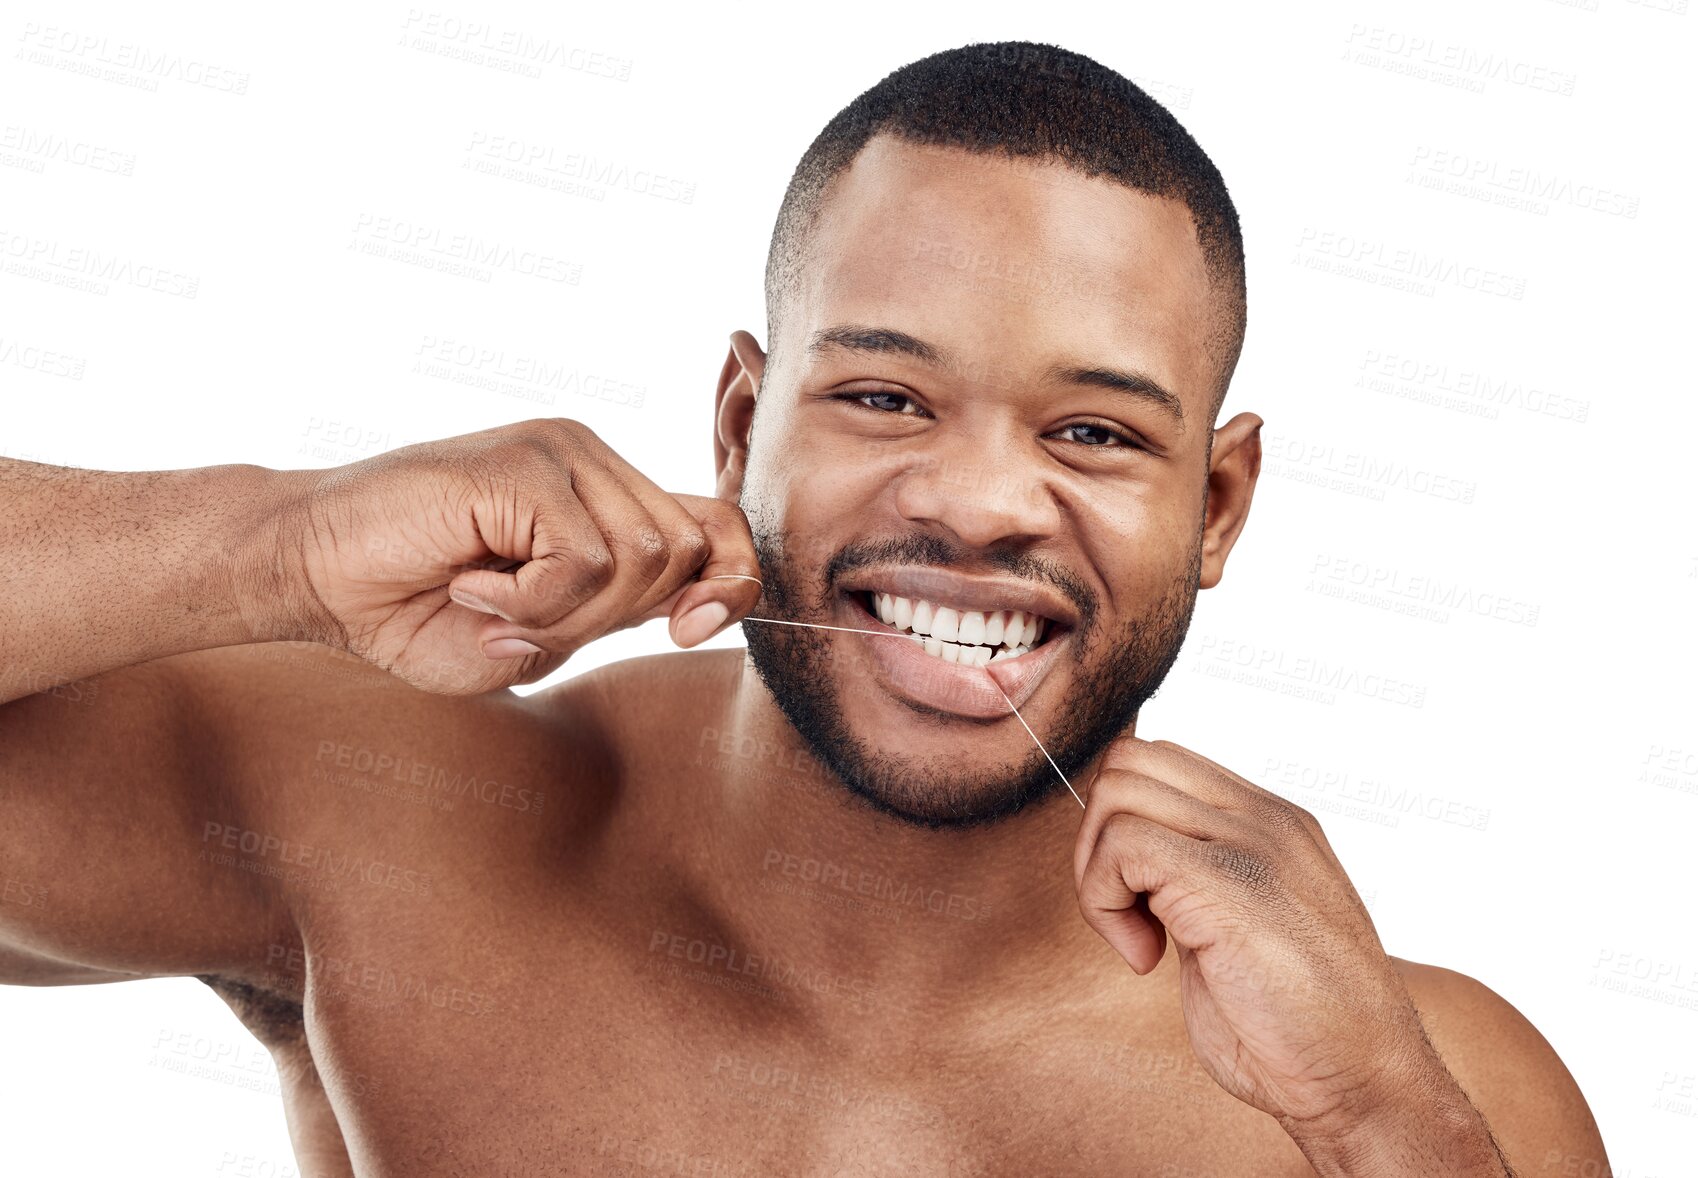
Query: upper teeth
[[870, 593, 1047, 665]]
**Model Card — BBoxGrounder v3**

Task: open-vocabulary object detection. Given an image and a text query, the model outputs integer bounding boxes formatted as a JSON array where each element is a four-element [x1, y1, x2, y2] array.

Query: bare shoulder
[[159, 642, 589, 915], [1391, 956, 1611, 1175], [526, 646, 743, 759]]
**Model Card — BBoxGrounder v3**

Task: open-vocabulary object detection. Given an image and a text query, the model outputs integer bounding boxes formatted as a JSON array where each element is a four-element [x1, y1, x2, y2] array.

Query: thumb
[[665, 495, 763, 647]]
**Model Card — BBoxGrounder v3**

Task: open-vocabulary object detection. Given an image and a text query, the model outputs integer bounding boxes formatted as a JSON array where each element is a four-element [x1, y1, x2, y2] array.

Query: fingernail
[[483, 638, 544, 659], [674, 600, 731, 647], [451, 587, 507, 618]]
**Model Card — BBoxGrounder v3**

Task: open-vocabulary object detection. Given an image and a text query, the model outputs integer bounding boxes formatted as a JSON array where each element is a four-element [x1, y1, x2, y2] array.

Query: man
[[0, 40, 1609, 1177]]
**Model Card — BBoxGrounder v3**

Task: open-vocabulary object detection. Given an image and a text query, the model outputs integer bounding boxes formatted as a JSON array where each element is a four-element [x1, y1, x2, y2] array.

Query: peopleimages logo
[[0, 125, 137, 176], [349, 213, 580, 284], [0, 230, 200, 298], [199, 821, 434, 897], [397, 10, 633, 81], [16, 23, 251, 94]]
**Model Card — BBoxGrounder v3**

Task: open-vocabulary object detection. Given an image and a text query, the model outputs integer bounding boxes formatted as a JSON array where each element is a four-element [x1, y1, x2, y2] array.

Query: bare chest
[[257, 899, 1314, 1177]]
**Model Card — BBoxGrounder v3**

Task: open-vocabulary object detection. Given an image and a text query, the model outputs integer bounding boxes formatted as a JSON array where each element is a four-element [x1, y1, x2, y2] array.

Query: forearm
[[0, 458, 320, 704], [1285, 1067, 1513, 1178]]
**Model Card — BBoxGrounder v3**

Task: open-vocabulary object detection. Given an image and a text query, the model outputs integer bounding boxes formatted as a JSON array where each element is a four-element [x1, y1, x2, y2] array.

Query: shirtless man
[[1, 41, 1610, 1177]]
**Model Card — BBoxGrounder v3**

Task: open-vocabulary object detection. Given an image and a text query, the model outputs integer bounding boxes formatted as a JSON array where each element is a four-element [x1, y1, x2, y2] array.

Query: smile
[[828, 566, 1077, 718]]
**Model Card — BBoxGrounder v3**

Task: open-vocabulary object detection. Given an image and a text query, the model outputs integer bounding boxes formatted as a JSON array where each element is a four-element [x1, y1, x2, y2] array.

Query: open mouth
[[853, 591, 1059, 666]]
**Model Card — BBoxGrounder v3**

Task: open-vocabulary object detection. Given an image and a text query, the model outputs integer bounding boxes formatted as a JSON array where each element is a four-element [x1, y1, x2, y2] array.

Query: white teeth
[[867, 592, 1055, 666], [912, 600, 934, 637], [1003, 612, 1021, 645], [892, 595, 913, 630], [957, 610, 986, 646], [932, 607, 960, 643]]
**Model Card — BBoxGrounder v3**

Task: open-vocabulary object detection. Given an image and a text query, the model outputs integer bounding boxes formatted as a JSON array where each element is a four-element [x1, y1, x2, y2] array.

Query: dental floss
[[741, 616, 924, 642], [991, 680, 1086, 809]]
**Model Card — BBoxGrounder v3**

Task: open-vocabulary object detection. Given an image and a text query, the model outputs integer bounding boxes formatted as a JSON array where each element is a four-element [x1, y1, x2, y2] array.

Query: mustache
[[818, 533, 1097, 632]]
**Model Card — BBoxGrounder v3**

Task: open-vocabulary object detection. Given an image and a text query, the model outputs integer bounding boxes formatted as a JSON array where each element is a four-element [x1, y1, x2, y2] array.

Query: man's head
[[713, 41, 1263, 829]]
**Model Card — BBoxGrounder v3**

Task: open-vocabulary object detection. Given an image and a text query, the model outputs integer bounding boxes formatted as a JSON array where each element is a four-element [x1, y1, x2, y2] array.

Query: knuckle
[[540, 416, 588, 442], [1286, 802, 1322, 835], [623, 527, 669, 576], [1090, 766, 1142, 804], [1258, 797, 1315, 841], [1102, 743, 1146, 772], [497, 439, 565, 488], [1108, 738, 1172, 769], [711, 501, 758, 545], [674, 523, 710, 567], [1206, 841, 1278, 895], [574, 545, 615, 588], [514, 418, 593, 464], [1098, 810, 1148, 853]]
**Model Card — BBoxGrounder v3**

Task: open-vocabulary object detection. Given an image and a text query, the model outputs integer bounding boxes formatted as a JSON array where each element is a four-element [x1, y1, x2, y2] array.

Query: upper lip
[[838, 565, 1080, 630]]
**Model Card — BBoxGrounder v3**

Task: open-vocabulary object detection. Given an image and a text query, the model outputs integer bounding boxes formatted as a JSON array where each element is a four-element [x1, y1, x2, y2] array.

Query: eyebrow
[[806, 323, 1184, 426]]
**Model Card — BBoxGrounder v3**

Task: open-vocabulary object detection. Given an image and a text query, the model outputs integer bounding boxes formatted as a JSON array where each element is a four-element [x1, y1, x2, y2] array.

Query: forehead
[[792, 135, 1219, 417]]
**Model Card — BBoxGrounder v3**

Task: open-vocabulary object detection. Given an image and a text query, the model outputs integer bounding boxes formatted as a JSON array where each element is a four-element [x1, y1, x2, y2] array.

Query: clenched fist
[[257, 418, 762, 694]]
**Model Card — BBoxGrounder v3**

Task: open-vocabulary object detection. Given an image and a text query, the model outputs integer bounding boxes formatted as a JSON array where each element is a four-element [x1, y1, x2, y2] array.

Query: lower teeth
[[919, 637, 1030, 666], [865, 594, 1038, 664]]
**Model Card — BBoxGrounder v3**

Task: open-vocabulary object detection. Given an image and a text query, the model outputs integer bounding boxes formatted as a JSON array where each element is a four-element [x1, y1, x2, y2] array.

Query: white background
[[3, 0, 1694, 1174]]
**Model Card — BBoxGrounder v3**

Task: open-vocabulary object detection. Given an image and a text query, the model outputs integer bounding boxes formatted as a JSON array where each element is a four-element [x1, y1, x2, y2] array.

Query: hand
[[261, 417, 761, 694], [1073, 737, 1450, 1142]]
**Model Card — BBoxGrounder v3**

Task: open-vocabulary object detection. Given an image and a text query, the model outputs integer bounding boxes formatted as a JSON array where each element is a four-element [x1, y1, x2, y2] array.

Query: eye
[[1053, 422, 1142, 449], [834, 390, 927, 416]]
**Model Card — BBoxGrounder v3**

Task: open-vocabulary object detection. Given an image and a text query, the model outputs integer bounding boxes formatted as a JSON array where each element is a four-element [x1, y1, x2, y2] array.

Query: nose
[[891, 435, 1062, 549]]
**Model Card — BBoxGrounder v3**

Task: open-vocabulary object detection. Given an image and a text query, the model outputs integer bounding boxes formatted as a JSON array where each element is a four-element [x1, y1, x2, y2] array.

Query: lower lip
[[837, 593, 1066, 720]]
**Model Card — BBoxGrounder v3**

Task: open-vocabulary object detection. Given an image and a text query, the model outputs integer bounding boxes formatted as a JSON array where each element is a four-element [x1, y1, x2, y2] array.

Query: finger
[[1108, 738, 1288, 812], [555, 461, 747, 632], [464, 460, 665, 650], [587, 450, 726, 619], [635, 585, 688, 624], [663, 495, 763, 648], [1083, 766, 1238, 844], [585, 447, 729, 616], [1135, 739, 1341, 864], [1076, 812, 1180, 974], [1075, 772, 1208, 890], [447, 492, 616, 631]]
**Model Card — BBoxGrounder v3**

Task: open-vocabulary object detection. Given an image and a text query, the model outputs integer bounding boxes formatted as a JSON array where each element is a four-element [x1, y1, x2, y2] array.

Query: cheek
[[1079, 506, 1197, 616], [760, 459, 888, 556]]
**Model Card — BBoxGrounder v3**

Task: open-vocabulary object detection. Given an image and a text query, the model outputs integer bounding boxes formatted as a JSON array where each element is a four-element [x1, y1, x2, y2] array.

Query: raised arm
[[0, 457, 316, 706], [0, 419, 762, 986]]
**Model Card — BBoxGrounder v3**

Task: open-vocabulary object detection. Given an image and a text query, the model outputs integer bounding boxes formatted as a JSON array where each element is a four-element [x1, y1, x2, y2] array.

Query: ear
[[1199, 411, 1263, 590], [713, 329, 766, 500]]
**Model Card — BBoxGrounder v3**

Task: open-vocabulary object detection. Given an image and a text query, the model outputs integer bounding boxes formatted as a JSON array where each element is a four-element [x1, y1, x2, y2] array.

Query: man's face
[[737, 135, 1222, 828]]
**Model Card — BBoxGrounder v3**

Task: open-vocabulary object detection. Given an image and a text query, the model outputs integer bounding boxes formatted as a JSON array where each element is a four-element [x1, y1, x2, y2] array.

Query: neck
[[677, 649, 1133, 1024]]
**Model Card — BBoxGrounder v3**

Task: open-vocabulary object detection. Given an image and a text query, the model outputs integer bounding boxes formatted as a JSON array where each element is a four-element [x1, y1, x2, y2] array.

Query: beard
[[739, 499, 1203, 830]]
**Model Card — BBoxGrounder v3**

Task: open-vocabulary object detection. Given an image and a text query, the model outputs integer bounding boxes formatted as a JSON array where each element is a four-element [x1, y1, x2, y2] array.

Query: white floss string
[[988, 679, 1085, 809], [706, 575, 1084, 810]]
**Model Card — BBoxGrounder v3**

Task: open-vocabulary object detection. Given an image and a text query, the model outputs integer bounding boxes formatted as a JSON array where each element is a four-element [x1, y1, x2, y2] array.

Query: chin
[[800, 738, 1068, 830]]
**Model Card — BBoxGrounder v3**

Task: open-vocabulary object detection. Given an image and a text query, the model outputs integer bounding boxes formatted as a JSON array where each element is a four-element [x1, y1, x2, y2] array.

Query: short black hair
[[764, 40, 1248, 422]]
